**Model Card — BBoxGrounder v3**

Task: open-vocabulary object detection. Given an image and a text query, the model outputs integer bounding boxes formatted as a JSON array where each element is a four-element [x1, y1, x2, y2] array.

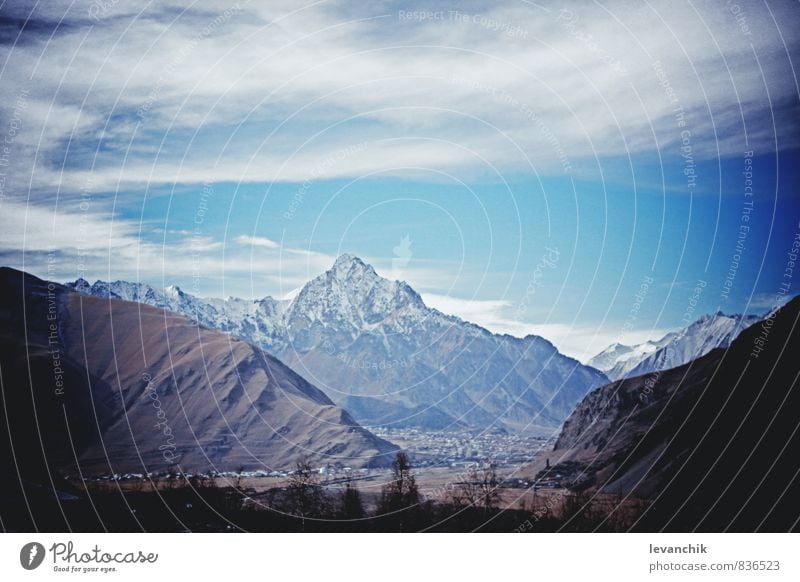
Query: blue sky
[[1, 0, 799, 359]]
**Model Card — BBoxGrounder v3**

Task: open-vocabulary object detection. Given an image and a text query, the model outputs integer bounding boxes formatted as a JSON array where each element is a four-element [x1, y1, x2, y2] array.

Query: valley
[[2, 261, 796, 532]]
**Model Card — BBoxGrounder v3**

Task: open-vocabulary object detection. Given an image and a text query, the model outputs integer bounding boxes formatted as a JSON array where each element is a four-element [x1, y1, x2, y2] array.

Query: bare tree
[[286, 457, 328, 527], [378, 452, 420, 514], [477, 461, 501, 511], [451, 461, 501, 512]]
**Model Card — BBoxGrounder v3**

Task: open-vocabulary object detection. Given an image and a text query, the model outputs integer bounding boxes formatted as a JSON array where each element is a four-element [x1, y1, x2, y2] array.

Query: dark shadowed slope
[[528, 296, 800, 532], [0, 267, 397, 489]]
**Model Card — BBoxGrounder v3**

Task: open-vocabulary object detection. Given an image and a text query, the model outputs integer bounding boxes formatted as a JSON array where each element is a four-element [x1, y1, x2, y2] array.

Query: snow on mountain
[[3, 267, 397, 474], [70, 276, 292, 351], [525, 296, 800, 530], [286, 254, 435, 336], [587, 312, 762, 380], [67, 254, 608, 433]]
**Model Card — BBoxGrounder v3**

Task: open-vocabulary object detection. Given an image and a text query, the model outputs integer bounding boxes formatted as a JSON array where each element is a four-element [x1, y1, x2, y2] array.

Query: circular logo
[[20, 542, 45, 570]]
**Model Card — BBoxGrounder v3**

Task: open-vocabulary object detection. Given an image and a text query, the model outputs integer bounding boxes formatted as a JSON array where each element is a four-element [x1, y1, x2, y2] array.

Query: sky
[[1, 0, 799, 361]]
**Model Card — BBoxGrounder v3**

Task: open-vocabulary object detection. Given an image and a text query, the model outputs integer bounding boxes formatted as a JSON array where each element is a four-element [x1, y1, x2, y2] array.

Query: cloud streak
[[422, 292, 672, 361], [0, 198, 337, 298], [1, 0, 797, 353], [0, 0, 797, 197]]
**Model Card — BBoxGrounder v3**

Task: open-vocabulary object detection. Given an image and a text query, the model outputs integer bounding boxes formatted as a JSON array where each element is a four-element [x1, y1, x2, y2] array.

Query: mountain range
[[0, 267, 397, 478], [66, 254, 609, 433], [528, 297, 800, 531], [3, 258, 796, 531], [587, 312, 761, 380]]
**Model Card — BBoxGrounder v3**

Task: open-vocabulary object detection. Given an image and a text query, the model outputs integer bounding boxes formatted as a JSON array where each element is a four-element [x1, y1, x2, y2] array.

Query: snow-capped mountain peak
[[164, 284, 184, 298], [588, 312, 762, 380], [287, 254, 427, 331], [66, 254, 608, 432], [72, 277, 91, 294], [330, 253, 377, 279]]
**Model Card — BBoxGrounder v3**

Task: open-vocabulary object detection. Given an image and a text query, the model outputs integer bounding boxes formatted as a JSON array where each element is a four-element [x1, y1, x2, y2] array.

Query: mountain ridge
[[65, 255, 608, 433], [587, 311, 762, 380], [527, 297, 800, 531], [0, 266, 398, 476]]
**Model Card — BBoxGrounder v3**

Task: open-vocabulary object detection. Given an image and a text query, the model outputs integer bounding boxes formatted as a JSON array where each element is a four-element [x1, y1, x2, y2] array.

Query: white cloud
[[517, 323, 674, 365], [422, 292, 672, 362], [745, 291, 798, 312], [0, 0, 796, 195], [0, 199, 336, 300], [0, 195, 686, 360], [234, 235, 280, 249], [422, 293, 514, 329], [1, 0, 796, 351]]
